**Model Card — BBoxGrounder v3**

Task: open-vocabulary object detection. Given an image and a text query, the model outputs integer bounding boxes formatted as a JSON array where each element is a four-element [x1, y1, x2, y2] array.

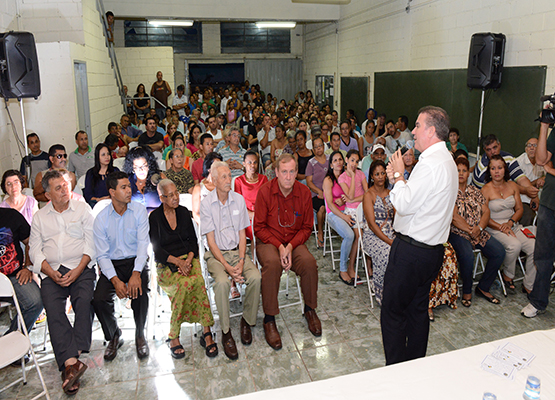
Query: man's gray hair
[[418, 106, 450, 141], [157, 178, 176, 195], [42, 169, 64, 192], [210, 160, 230, 180]]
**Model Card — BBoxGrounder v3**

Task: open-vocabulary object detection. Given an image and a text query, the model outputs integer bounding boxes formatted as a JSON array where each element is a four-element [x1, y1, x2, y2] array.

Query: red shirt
[[254, 178, 313, 250], [192, 157, 204, 182], [234, 174, 268, 212]]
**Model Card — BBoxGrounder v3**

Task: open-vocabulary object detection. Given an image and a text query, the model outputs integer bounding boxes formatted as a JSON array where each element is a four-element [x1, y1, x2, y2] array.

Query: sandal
[[475, 287, 500, 304], [166, 338, 185, 359], [461, 297, 472, 308], [339, 272, 354, 286], [317, 236, 325, 248], [503, 276, 516, 292], [199, 331, 218, 358], [61, 360, 87, 395]]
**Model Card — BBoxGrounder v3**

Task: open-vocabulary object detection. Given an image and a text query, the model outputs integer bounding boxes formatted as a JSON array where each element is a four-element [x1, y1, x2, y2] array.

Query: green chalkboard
[[373, 67, 546, 156], [341, 76, 369, 124]]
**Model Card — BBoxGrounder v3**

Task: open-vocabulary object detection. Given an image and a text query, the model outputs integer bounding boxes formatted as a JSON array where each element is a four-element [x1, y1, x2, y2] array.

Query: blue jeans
[[3, 274, 43, 334], [530, 205, 555, 310], [448, 232, 505, 295], [327, 212, 354, 272]]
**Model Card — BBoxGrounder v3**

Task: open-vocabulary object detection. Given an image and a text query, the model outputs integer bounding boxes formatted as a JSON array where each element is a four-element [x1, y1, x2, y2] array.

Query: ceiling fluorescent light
[[148, 20, 194, 27], [255, 21, 296, 29]]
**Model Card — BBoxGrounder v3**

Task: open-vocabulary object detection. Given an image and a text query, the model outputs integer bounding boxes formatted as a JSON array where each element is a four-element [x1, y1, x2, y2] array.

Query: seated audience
[[149, 179, 217, 359], [33, 144, 76, 202], [258, 114, 275, 167], [482, 155, 536, 294], [83, 143, 119, 207], [138, 117, 164, 153], [187, 124, 202, 155], [29, 169, 95, 395], [472, 134, 539, 204], [294, 130, 314, 183], [516, 138, 545, 226], [192, 152, 223, 225], [362, 160, 394, 304], [234, 150, 268, 240], [265, 124, 288, 180], [339, 120, 360, 154], [192, 134, 215, 184], [0, 207, 43, 338], [283, 131, 297, 154], [120, 114, 142, 142], [67, 130, 95, 180], [124, 146, 165, 212], [305, 137, 329, 248], [163, 131, 191, 161], [200, 162, 261, 360], [338, 149, 368, 269], [219, 127, 246, 178], [20, 133, 50, 188], [134, 83, 150, 119], [402, 147, 416, 179], [254, 154, 321, 350], [92, 171, 151, 361], [165, 148, 194, 194], [450, 157, 505, 306], [361, 119, 378, 157], [446, 128, 468, 155], [324, 131, 347, 157], [1, 169, 38, 224], [165, 135, 192, 171], [362, 143, 387, 180]]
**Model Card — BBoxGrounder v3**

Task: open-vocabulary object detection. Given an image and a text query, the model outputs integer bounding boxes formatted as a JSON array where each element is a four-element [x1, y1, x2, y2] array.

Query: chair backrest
[[231, 176, 237, 191], [355, 202, 364, 223], [0, 273, 14, 298], [113, 157, 125, 170], [157, 158, 167, 171], [77, 174, 86, 190], [179, 193, 193, 211], [92, 199, 112, 219]]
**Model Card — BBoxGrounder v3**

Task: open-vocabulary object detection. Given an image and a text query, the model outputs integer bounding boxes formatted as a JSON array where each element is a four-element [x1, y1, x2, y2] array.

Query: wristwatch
[[393, 172, 402, 180]]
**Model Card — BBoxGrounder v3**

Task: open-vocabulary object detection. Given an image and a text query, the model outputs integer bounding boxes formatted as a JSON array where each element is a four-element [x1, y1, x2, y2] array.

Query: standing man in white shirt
[[30, 169, 96, 395], [172, 84, 188, 118], [382, 106, 457, 365], [220, 88, 231, 115]]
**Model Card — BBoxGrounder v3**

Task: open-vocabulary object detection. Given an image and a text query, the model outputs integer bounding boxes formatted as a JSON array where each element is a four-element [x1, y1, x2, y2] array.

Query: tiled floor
[[1, 235, 554, 400]]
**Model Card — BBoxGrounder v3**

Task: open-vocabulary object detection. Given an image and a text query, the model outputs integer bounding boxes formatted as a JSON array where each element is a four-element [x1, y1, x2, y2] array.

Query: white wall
[[303, 0, 555, 114], [103, 0, 339, 22], [115, 46, 175, 105]]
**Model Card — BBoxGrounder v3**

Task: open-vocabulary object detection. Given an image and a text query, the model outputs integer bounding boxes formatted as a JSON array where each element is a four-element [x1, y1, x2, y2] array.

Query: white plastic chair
[[77, 174, 86, 190], [322, 212, 341, 272], [113, 157, 125, 171], [179, 193, 193, 211], [0, 274, 50, 399], [472, 249, 508, 297]]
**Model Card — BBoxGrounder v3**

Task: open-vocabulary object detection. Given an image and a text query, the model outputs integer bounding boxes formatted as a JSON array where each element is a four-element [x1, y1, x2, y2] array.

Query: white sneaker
[[521, 303, 545, 318]]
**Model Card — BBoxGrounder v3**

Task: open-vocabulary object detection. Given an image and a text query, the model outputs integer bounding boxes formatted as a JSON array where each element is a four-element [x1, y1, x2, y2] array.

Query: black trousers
[[41, 265, 96, 371], [92, 258, 150, 341], [380, 237, 444, 365]]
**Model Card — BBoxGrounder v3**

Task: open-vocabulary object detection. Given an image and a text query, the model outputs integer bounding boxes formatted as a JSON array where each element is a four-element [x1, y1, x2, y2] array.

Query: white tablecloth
[[225, 329, 555, 400]]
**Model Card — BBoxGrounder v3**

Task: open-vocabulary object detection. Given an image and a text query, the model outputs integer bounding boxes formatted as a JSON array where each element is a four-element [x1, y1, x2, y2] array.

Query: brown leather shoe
[[135, 336, 150, 360], [240, 317, 252, 345], [305, 309, 322, 337], [104, 329, 124, 361], [222, 330, 238, 360], [263, 320, 282, 350]]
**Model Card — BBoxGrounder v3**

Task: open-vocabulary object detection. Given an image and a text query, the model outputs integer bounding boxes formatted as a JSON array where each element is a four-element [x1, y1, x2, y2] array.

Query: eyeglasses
[[278, 205, 298, 228], [55, 154, 68, 159], [161, 191, 179, 200], [134, 163, 149, 172], [526, 143, 537, 148]]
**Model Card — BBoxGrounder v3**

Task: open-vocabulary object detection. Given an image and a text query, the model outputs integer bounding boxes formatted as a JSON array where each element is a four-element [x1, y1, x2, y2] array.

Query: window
[[124, 21, 202, 54], [220, 22, 290, 54]]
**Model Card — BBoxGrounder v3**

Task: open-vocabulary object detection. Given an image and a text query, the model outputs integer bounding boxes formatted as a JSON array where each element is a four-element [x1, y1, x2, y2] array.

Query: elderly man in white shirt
[[516, 138, 545, 226], [30, 169, 96, 395], [382, 106, 458, 366]]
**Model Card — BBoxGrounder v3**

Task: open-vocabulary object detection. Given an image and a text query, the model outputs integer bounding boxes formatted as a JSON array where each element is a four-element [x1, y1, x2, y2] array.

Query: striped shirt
[[471, 150, 525, 188]]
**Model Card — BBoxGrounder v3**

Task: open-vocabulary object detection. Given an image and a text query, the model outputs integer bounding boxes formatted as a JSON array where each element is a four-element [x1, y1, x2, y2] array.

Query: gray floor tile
[[249, 351, 311, 391], [137, 371, 196, 399], [195, 361, 255, 400], [300, 342, 362, 381]]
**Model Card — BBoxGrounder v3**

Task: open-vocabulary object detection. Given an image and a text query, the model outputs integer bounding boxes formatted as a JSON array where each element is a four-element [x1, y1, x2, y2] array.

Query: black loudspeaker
[[467, 32, 506, 89], [0, 31, 41, 99]]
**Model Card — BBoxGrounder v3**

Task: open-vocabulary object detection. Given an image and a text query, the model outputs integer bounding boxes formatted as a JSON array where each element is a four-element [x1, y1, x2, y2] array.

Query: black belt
[[222, 246, 239, 252], [396, 233, 443, 250]]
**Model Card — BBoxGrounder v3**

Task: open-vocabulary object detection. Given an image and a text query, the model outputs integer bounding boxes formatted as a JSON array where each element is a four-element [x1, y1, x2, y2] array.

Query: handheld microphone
[[400, 140, 414, 155]]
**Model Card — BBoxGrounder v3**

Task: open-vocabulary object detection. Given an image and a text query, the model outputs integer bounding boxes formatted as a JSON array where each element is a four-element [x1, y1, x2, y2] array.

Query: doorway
[[74, 62, 92, 144]]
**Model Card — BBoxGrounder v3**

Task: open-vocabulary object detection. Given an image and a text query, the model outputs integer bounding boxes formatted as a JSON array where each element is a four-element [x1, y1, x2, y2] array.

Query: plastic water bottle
[[483, 393, 497, 400], [523, 375, 541, 400]]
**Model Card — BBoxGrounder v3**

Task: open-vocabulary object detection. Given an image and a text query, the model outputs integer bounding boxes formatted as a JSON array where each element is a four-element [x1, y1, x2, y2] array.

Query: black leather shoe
[[104, 330, 124, 361], [135, 336, 150, 360]]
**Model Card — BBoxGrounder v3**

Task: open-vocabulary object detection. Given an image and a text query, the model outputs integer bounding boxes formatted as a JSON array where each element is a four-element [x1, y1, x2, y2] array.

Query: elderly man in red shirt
[[254, 153, 321, 350]]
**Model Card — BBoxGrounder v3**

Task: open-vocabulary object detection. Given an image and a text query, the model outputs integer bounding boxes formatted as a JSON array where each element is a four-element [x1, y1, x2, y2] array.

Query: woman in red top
[[234, 150, 268, 239]]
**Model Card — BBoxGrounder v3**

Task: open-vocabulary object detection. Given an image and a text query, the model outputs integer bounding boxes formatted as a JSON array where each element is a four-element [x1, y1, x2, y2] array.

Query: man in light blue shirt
[[92, 171, 151, 361]]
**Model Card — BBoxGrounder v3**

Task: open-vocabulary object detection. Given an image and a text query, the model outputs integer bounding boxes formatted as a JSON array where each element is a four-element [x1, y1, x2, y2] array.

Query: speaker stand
[[476, 89, 486, 161], [19, 98, 31, 182]]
